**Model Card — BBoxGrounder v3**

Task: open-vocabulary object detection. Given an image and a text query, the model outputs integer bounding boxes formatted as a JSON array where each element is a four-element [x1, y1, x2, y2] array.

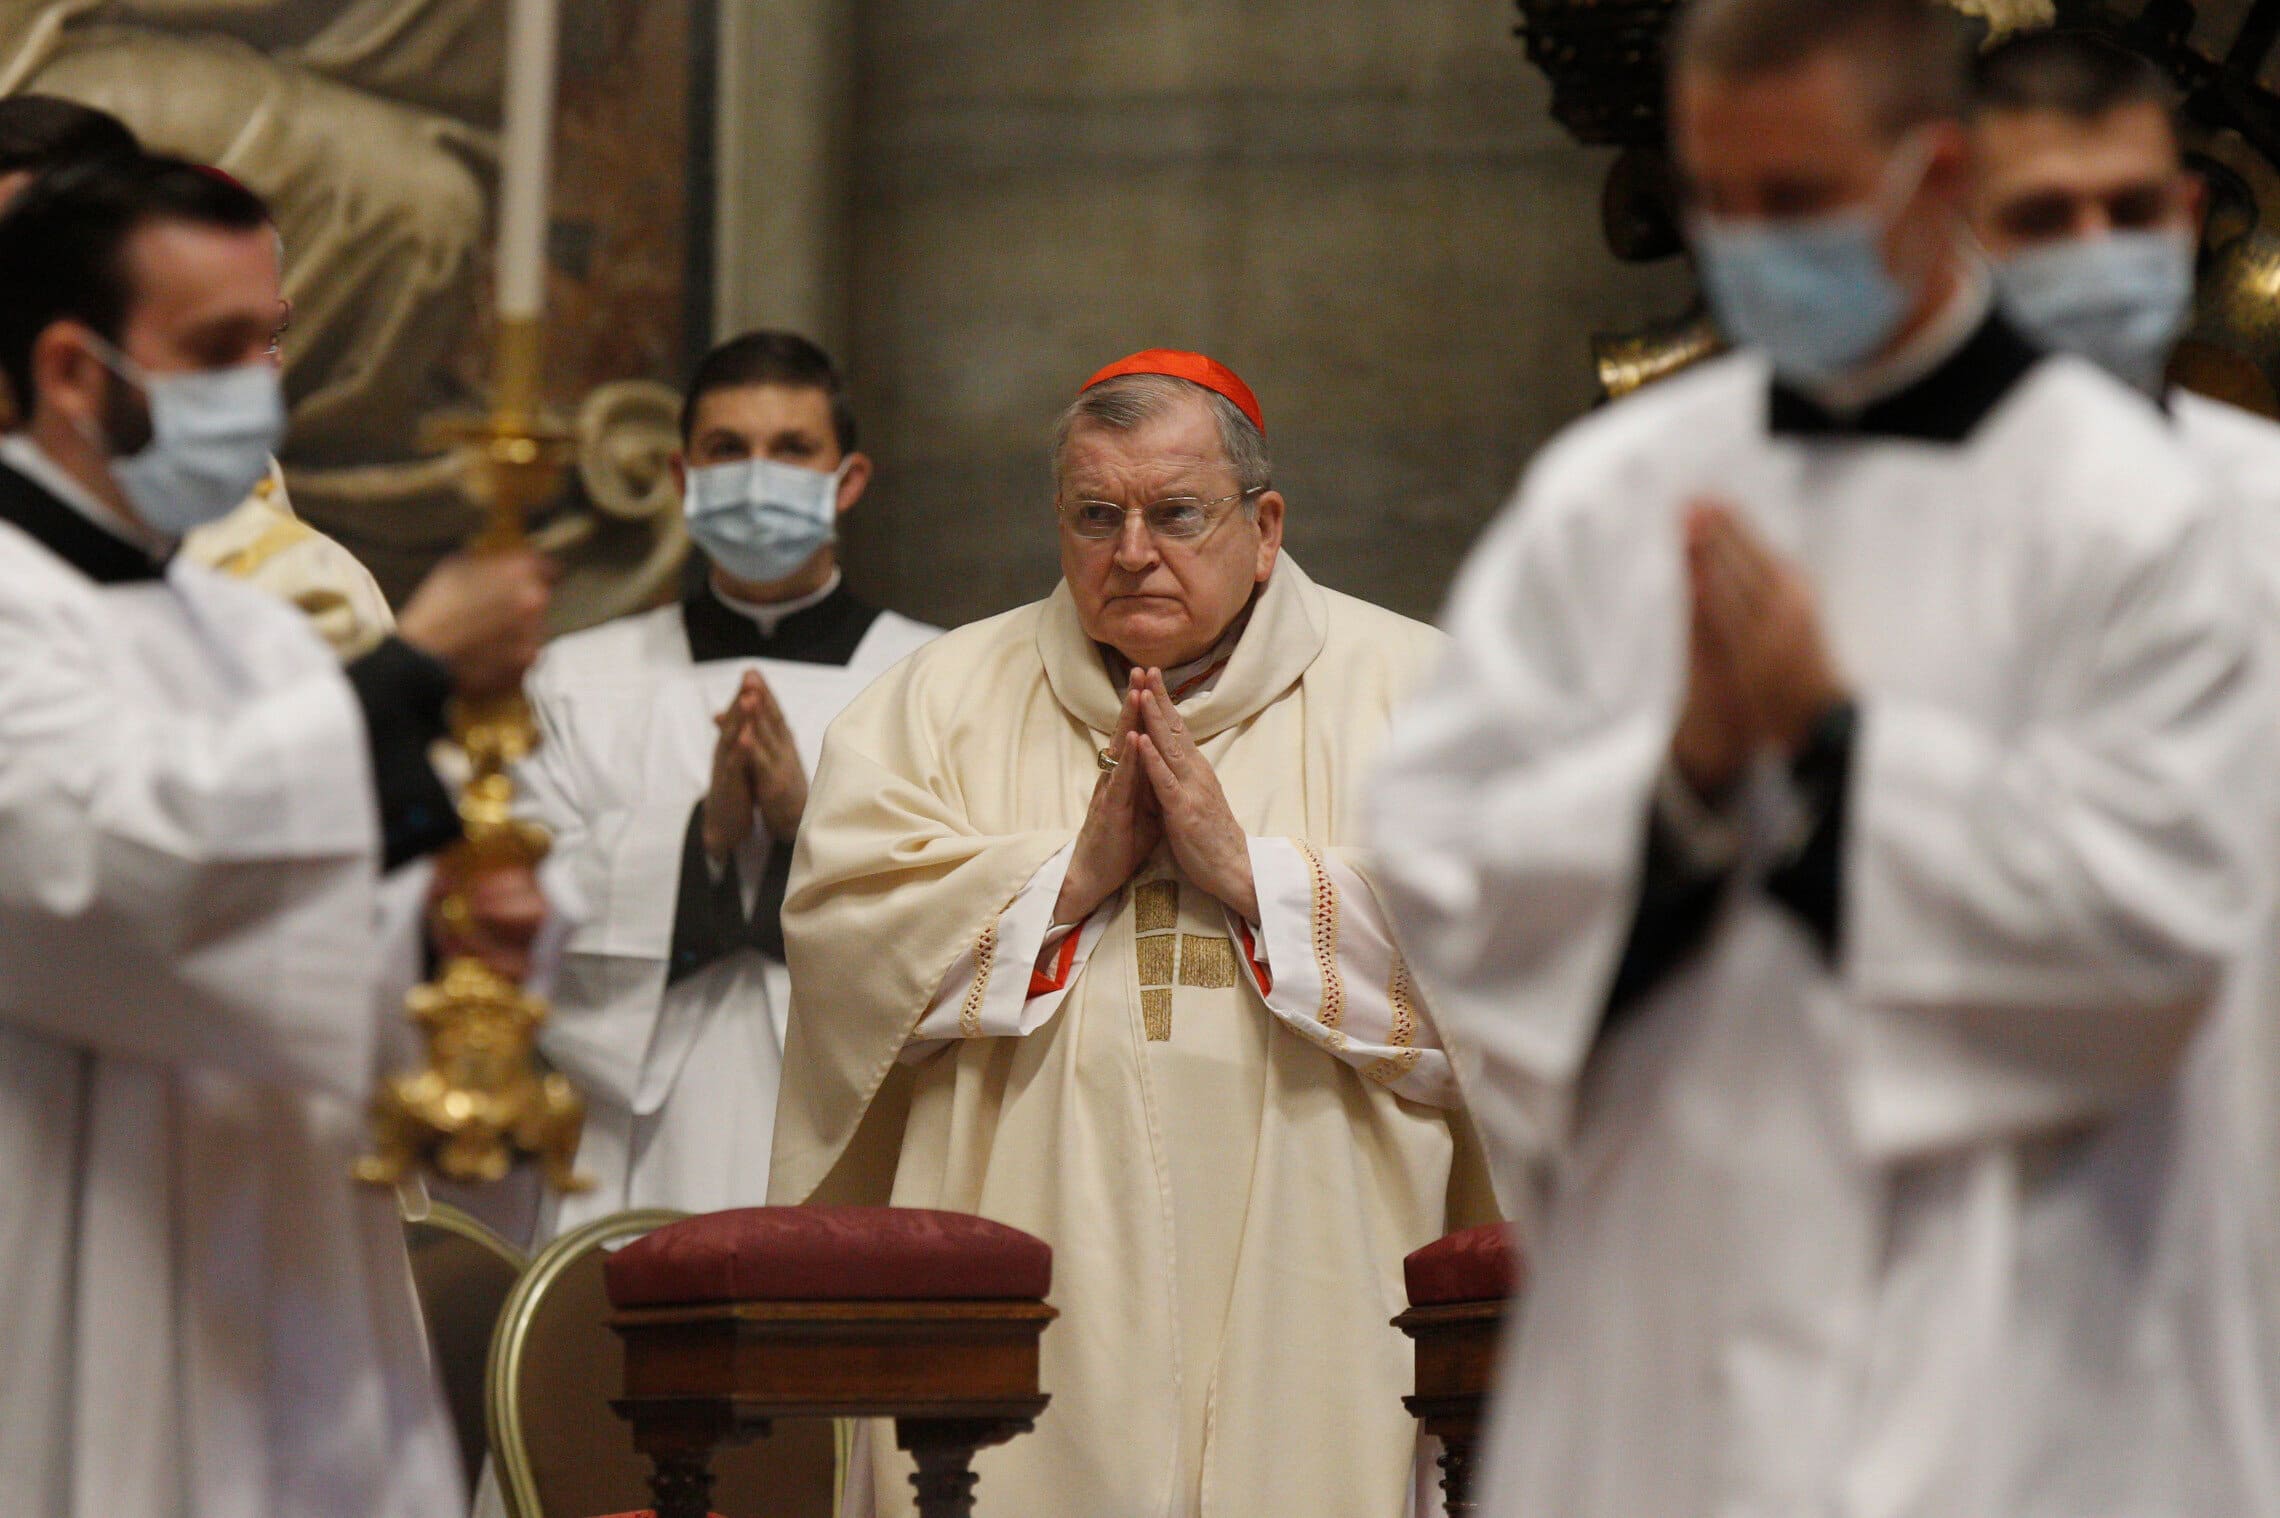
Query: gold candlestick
[[356, 315, 589, 1192]]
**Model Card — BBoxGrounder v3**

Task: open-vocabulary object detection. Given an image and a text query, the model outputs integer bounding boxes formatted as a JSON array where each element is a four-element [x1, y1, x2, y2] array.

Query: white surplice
[[0, 483, 459, 1517], [2170, 389, 2280, 1361], [520, 583, 936, 1237], [1368, 340, 2280, 1518]]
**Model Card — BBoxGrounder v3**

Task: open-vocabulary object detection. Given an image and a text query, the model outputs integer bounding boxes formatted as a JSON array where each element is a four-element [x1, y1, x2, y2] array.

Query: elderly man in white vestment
[[1369, 1, 2280, 1515], [521, 330, 936, 1243], [0, 153, 553, 1517], [769, 348, 1497, 1518]]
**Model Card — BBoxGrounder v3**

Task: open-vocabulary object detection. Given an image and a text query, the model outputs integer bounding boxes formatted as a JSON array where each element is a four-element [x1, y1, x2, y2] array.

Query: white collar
[[712, 567, 844, 637], [0, 433, 160, 552], [1807, 258, 1993, 416]]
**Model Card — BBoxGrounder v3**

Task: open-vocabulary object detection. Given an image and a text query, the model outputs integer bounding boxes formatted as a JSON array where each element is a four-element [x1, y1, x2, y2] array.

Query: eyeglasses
[[1057, 487, 1264, 542]]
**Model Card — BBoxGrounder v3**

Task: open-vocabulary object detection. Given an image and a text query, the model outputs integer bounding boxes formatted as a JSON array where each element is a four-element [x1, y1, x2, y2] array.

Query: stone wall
[[817, 0, 1694, 627]]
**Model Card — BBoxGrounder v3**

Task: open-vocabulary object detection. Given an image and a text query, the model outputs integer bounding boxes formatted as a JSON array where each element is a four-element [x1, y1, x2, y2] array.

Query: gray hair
[[1051, 373, 1274, 497]]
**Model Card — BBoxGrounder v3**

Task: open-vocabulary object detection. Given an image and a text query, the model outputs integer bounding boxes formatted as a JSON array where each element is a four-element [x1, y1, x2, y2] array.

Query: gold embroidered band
[[959, 922, 998, 1038], [1134, 879, 1179, 933], [1177, 934, 1238, 988], [1297, 841, 1345, 1031]]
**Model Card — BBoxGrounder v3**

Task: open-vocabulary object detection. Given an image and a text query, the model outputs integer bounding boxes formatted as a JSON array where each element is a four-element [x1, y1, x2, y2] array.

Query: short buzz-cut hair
[[679, 329, 856, 454], [0, 95, 139, 179], [0, 151, 270, 419], [1971, 29, 2172, 123], [1671, 0, 1974, 136], [1051, 374, 1273, 497]]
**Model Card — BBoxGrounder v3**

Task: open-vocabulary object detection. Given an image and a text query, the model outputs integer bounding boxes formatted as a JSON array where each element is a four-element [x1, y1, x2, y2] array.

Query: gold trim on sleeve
[[959, 922, 999, 1038], [1297, 841, 1345, 1031], [1362, 956, 1423, 1086], [1386, 955, 1418, 1048], [1362, 1049, 1425, 1085]]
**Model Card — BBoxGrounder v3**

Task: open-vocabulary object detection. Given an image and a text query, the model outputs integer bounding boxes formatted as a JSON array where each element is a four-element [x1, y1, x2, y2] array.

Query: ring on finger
[[1096, 747, 1120, 774]]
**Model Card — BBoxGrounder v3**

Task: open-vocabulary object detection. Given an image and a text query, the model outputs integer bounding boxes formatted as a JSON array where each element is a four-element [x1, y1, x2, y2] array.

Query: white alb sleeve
[[903, 842, 1116, 1060], [1241, 837, 1461, 1108]]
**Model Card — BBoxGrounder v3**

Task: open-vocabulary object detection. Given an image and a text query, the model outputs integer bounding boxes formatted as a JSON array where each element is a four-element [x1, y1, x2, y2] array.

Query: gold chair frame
[[483, 1208, 858, 1518], [401, 1190, 531, 1271], [399, 1189, 530, 1492], [487, 1208, 689, 1518]]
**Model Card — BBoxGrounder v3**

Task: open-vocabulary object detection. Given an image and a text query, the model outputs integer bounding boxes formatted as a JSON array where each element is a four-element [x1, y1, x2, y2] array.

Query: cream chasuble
[[771, 557, 1497, 1518]]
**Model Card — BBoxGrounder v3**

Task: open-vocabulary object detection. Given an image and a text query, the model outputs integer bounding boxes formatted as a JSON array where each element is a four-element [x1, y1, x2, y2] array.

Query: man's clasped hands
[[1055, 669, 1260, 930]]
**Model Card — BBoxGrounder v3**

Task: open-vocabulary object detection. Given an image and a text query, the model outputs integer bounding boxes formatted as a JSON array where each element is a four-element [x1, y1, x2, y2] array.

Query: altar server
[[0, 152, 551, 1518], [1968, 29, 2280, 591], [520, 331, 937, 1237], [0, 97, 397, 659], [1368, 0, 2280, 1513], [1970, 11, 2280, 1411]]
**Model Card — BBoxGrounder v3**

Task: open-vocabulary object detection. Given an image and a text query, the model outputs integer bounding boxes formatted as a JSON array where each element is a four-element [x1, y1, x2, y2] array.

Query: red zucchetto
[[1080, 349, 1265, 435]]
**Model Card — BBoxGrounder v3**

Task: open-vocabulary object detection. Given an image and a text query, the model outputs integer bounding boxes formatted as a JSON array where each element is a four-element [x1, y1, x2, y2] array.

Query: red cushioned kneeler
[[604, 1206, 1052, 1309], [1402, 1220, 1525, 1307], [604, 1206, 1057, 1518], [1392, 1223, 1525, 1514]]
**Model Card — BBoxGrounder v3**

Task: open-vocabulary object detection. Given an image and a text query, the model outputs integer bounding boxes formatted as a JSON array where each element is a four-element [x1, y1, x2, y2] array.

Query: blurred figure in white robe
[[1968, 20, 2280, 1397], [1368, 0, 2280, 1513], [0, 95, 396, 661], [0, 151, 553, 1518]]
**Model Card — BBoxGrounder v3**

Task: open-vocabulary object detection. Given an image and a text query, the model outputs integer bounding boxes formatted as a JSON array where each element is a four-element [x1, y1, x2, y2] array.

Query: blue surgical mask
[[684, 455, 848, 584], [81, 334, 286, 538], [1994, 228, 2195, 396], [1690, 137, 1934, 387]]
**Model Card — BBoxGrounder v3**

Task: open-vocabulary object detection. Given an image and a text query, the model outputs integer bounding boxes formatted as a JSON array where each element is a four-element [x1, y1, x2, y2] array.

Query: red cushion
[[1404, 1223, 1524, 1307], [604, 1206, 1053, 1308]]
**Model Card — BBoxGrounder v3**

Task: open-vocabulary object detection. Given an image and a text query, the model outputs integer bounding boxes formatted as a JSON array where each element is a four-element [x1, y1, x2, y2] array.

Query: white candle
[[496, 0, 561, 321]]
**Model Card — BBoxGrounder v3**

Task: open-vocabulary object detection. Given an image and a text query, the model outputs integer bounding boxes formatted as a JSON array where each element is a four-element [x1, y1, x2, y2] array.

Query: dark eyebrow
[[178, 312, 272, 364]]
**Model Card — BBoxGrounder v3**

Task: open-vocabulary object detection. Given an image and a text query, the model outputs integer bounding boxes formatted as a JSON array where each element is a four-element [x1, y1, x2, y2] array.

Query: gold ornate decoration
[[356, 315, 589, 1192], [1594, 308, 1726, 401], [2175, 125, 2280, 417]]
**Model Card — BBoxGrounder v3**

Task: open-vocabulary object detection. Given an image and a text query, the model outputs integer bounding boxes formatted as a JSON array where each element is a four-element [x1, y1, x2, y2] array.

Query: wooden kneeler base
[[1392, 1298, 1506, 1516], [612, 1298, 1055, 1518]]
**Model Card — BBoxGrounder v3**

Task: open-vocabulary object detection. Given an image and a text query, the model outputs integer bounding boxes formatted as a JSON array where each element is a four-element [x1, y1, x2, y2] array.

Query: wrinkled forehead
[[1056, 402, 1233, 499]]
